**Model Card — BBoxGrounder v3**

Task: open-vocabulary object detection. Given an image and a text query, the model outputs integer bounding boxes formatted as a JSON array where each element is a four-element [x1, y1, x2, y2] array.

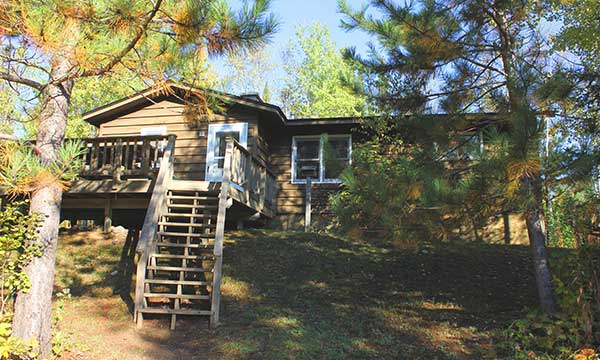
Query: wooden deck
[[63, 134, 278, 221], [59, 134, 278, 327]]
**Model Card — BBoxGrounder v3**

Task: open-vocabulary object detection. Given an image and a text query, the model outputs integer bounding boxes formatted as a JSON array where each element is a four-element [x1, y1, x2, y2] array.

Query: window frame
[[205, 122, 248, 182], [291, 134, 352, 184]]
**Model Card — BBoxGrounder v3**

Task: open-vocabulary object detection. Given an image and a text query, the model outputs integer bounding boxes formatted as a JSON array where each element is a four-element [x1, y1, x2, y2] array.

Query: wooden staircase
[[137, 190, 219, 329], [133, 136, 276, 329], [133, 135, 228, 329]]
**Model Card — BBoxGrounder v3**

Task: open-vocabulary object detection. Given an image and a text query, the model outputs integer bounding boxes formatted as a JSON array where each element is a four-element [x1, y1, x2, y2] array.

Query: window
[[140, 126, 167, 136], [291, 135, 351, 183], [205, 123, 248, 182], [444, 132, 483, 161]]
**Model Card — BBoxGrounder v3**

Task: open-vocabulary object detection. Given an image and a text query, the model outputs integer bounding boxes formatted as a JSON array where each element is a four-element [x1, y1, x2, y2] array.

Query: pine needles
[[0, 140, 85, 198]]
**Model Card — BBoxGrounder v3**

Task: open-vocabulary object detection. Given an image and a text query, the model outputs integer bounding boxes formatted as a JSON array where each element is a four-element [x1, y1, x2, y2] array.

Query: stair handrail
[[210, 137, 235, 327], [228, 138, 277, 215], [133, 134, 176, 325]]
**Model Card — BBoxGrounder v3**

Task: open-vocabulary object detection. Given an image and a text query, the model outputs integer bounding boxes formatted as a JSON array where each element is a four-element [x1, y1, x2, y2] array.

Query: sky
[[211, 0, 567, 109], [211, 0, 376, 99], [258, 0, 373, 54]]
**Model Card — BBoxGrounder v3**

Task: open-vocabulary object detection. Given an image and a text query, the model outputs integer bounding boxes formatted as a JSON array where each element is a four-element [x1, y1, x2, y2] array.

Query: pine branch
[[0, 133, 20, 142], [0, 72, 43, 90], [51, 0, 164, 84], [0, 133, 42, 155]]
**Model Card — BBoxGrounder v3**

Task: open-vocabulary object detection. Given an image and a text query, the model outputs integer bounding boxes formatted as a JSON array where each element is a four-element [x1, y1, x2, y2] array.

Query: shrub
[[501, 245, 600, 358], [0, 201, 42, 359]]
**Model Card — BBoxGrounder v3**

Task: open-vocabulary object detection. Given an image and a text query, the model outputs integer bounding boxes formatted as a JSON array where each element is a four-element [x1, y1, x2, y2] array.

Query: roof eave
[[82, 82, 289, 127]]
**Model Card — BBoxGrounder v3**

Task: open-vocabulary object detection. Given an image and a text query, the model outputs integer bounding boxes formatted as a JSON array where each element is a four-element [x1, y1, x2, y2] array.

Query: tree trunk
[[12, 57, 73, 358], [525, 206, 558, 315], [492, 9, 559, 315]]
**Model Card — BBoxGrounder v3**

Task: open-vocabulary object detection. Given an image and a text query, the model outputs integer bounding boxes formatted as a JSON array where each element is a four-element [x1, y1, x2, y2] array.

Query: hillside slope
[[54, 229, 538, 359]]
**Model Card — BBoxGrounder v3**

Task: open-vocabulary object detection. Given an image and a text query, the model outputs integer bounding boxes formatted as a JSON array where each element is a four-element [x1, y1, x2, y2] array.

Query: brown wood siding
[[268, 126, 356, 228], [98, 99, 261, 181]]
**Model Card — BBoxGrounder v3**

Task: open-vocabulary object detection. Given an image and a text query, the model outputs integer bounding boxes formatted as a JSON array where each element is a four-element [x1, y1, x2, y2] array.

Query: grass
[[53, 228, 539, 359]]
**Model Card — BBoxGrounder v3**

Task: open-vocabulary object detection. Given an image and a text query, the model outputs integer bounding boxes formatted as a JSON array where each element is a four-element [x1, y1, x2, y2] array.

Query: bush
[[329, 137, 502, 244], [329, 139, 433, 244], [501, 245, 600, 359], [0, 201, 41, 359]]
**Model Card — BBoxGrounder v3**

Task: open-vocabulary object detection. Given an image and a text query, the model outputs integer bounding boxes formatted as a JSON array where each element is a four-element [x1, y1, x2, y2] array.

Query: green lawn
[[54, 229, 537, 359]]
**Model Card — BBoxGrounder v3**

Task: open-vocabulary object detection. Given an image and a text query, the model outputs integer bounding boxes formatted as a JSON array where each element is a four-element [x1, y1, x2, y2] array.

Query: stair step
[[163, 213, 217, 219], [145, 279, 210, 286], [168, 204, 218, 209], [144, 293, 211, 300], [152, 253, 215, 260], [159, 222, 216, 228], [147, 266, 213, 273], [158, 231, 214, 238], [138, 308, 212, 316], [156, 242, 214, 249], [167, 195, 218, 201]]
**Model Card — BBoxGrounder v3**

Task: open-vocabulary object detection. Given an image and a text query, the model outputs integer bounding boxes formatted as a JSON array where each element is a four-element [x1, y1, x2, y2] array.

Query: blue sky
[[259, 0, 373, 54], [211, 0, 375, 98], [212, 0, 567, 109]]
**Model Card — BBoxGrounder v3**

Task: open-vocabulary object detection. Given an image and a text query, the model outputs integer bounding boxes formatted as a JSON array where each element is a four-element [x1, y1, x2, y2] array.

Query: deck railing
[[227, 138, 278, 215], [79, 135, 170, 179]]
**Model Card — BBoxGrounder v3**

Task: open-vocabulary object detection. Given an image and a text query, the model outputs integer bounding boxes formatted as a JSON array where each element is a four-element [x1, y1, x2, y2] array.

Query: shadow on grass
[[56, 228, 138, 312], [58, 229, 542, 360], [136, 229, 539, 360]]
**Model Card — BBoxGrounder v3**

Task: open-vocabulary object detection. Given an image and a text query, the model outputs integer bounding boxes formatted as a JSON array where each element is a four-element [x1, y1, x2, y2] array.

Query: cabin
[[14, 82, 515, 329], [59, 82, 361, 329]]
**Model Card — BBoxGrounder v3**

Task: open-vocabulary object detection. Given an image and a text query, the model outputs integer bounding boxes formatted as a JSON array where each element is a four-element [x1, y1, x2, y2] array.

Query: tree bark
[[12, 56, 73, 358], [491, 7, 559, 315], [525, 206, 558, 315]]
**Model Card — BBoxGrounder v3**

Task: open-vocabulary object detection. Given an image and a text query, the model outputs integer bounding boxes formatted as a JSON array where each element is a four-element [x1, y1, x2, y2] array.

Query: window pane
[[327, 138, 350, 159], [295, 160, 320, 180], [214, 131, 240, 157], [325, 158, 349, 179], [323, 137, 350, 179], [296, 139, 320, 159]]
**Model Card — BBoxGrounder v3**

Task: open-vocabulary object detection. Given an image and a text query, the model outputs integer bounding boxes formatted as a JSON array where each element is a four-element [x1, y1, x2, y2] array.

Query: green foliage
[[541, 0, 600, 71], [331, 117, 523, 244], [220, 48, 275, 97], [0, 326, 37, 360], [2, 0, 278, 138], [335, 0, 555, 236], [280, 23, 368, 118], [51, 288, 73, 357], [0, 201, 42, 313], [330, 135, 449, 244], [0, 140, 85, 197], [0, 201, 42, 360], [501, 245, 600, 358]]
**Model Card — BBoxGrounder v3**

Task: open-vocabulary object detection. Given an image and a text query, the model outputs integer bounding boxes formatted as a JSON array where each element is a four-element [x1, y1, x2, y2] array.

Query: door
[[205, 122, 248, 182]]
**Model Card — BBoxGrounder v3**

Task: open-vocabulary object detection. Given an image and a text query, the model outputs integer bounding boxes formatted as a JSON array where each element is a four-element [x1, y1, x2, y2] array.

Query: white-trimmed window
[[291, 135, 352, 183], [205, 122, 248, 182]]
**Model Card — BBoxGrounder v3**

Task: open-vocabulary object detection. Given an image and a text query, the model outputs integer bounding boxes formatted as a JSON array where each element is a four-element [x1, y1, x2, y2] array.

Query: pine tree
[[339, 0, 558, 314], [0, 1, 277, 355]]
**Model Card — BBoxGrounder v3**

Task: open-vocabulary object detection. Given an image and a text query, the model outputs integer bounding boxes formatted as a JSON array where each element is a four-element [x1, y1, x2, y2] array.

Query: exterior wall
[[97, 98, 264, 181], [268, 125, 356, 229]]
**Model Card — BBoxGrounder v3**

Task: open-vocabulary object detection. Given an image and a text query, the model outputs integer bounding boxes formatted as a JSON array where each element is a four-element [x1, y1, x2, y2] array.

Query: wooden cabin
[[60, 82, 360, 328], [0, 82, 523, 329], [64, 83, 358, 230]]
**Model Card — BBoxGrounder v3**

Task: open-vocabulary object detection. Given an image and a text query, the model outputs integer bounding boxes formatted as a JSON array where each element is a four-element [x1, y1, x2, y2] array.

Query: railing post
[[211, 138, 233, 328], [113, 139, 124, 184], [141, 138, 150, 175], [305, 177, 312, 232]]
